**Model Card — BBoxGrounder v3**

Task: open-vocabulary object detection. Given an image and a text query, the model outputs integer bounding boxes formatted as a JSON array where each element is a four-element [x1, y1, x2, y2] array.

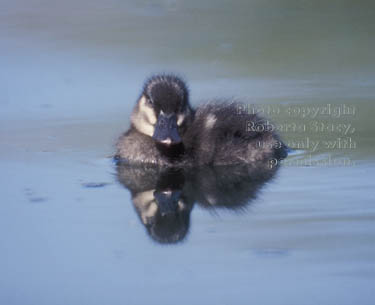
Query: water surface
[[1, 1, 374, 304]]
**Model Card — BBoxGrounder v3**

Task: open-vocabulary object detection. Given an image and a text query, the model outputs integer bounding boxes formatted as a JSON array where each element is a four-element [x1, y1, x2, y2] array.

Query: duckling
[[116, 74, 193, 166], [115, 74, 287, 166]]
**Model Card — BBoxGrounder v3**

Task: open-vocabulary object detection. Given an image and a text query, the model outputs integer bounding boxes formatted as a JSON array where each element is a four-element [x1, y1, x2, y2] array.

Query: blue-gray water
[[1, 1, 374, 304]]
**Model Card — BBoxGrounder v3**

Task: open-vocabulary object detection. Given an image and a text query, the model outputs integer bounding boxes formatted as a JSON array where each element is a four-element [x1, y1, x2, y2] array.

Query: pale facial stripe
[[132, 95, 190, 136], [177, 107, 192, 126], [177, 113, 185, 126], [131, 95, 157, 137], [140, 96, 157, 125]]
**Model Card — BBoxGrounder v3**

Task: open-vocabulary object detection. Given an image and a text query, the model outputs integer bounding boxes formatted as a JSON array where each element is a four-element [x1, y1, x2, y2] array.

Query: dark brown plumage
[[115, 74, 288, 167]]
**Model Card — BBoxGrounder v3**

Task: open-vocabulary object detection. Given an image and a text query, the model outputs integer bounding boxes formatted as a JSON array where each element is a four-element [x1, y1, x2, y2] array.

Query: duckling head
[[131, 74, 192, 145]]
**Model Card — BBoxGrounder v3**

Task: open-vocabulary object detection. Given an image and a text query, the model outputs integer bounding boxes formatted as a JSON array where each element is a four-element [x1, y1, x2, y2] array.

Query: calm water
[[1, 1, 375, 304]]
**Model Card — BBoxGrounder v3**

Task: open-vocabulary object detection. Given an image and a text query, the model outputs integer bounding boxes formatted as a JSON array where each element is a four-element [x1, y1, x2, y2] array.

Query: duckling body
[[115, 74, 287, 167], [183, 101, 287, 165], [116, 127, 188, 166]]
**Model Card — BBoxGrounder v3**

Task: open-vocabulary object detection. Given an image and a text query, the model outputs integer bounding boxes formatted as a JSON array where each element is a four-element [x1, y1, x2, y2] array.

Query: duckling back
[[183, 101, 288, 166]]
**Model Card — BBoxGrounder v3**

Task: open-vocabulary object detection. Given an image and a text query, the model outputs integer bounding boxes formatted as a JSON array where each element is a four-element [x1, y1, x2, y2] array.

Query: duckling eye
[[147, 98, 154, 106]]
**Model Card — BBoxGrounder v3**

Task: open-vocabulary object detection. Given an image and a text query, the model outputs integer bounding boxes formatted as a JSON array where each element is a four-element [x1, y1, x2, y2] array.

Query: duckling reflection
[[189, 163, 277, 211], [116, 161, 279, 244], [117, 166, 193, 244]]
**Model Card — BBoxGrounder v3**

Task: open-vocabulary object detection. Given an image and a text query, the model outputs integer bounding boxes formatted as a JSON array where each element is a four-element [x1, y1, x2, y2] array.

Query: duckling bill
[[115, 74, 288, 166]]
